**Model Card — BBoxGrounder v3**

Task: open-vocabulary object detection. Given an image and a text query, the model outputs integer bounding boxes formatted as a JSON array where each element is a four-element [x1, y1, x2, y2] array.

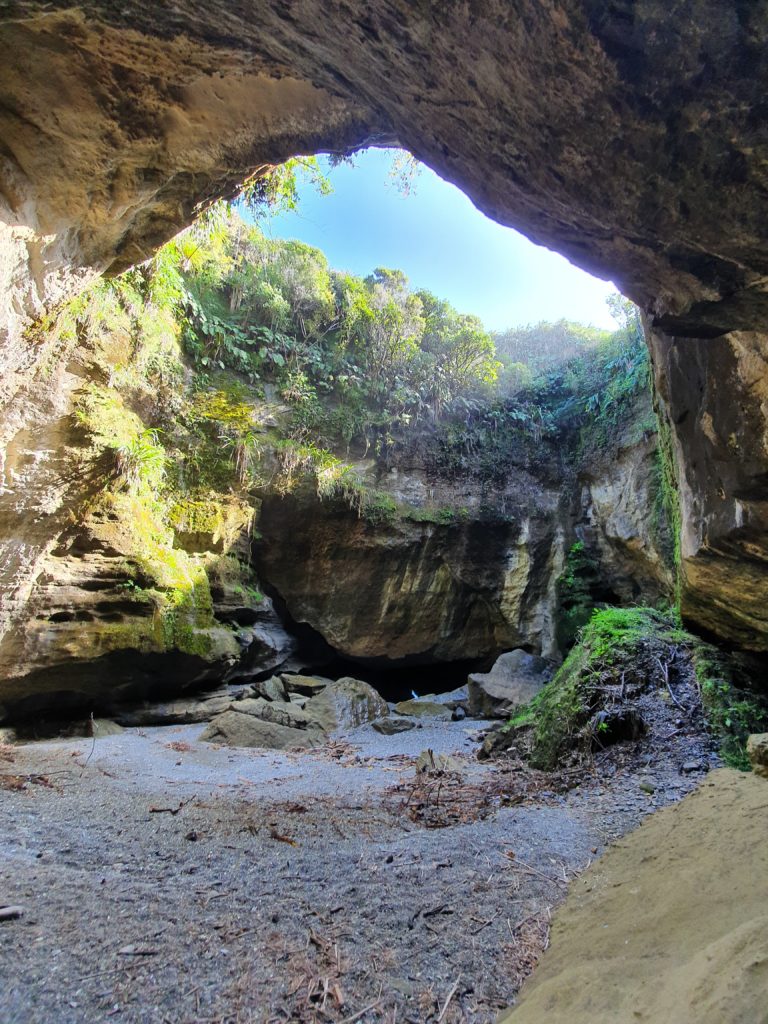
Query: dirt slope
[[502, 768, 768, 1024]]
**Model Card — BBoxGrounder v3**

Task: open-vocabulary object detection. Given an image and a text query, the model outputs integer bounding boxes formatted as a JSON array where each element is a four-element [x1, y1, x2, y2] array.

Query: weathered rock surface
[[303, 677, 389, 732], [747, 733, 768, 779], [253, 675, 288, 703], [234, 697, 318, 732], [281, 674, 331, 697], [2, 1, 768, 661], [371, 717, 416, 735], [393, 700, 452, 721], [418, 686, 469, 710], [200, 710, 322, 750], [114, 691, 236, 727], [468, 650, 552, 719], [650, 326, 768, 650], [501, 770, 768, 1024], [256, 483, 569, 663]]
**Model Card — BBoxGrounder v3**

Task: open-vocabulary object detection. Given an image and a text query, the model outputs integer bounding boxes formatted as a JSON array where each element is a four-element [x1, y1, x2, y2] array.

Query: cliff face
[[1, 1, 768, 674], [650, 327, 768, 650], [254, 389, 672, 669]]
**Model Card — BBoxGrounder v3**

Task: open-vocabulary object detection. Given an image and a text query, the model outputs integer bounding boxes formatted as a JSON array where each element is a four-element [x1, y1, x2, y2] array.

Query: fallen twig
[[437, 976, 461, 1022], [338, 997, 384, 1024], [149, 796, 194, 816]]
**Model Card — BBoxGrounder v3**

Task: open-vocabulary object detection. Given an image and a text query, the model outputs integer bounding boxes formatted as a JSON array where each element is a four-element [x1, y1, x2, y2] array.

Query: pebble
[[681, 761, 704, 773]]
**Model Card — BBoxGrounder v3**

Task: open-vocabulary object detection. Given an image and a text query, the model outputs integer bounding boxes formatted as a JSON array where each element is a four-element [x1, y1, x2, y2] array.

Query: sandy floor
[[0, 720, 708, 1024]]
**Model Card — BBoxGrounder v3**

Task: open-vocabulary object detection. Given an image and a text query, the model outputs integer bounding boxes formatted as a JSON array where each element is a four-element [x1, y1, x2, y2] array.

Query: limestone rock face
[[650, 326, 768, 650], [468, 650, 552, 719], [256, 489, 567, 663], [2, 0, 768, 680]]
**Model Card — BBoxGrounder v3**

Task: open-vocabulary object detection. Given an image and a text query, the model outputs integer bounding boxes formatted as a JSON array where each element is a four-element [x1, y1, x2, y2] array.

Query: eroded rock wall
[[650, 325, 768, 649], [1, 1, 768, 656]]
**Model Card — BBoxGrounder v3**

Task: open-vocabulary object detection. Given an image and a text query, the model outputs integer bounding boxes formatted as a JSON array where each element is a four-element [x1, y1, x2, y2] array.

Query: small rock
[[415, 749, 462, 773], [639, 780, 657, 794], [281, 674, 331, 697], [681, 760, 704, 774], [393, 699, 451, 720], [253, 675, 288, 703], [371, 717, 416, 735], [747, 734, 768, 779], [87, 718, 124, 737], [452, 706, 466, 721]]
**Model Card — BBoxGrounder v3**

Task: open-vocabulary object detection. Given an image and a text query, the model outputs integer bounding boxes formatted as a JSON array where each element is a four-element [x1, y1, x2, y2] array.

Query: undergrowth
[[508, 607, 768, 771]]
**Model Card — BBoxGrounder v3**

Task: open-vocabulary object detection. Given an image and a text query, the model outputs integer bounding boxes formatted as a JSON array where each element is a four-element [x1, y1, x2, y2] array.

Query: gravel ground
[[0, 718, 712, 1024]]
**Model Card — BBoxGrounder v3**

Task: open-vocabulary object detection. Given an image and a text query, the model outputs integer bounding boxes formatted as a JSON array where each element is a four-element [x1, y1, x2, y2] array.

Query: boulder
[[467, 650, 551, 719], [304, 677, 389, 732], [371, 716, 416, 735], [417, 686, 469, 710], [253, 675, 288, 702], [281, 674, 331, 697], [200, 711, 322, 750], [233, 697, 319, 731], [747, 733, 768, 779], [393, 699, 452, 721], [115, 691, 235, 727]]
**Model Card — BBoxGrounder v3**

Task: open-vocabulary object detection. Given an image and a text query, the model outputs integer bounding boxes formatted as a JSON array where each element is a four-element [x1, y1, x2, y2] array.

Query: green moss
[[509, 606, 768, 771], [512, 607, 690, 770]]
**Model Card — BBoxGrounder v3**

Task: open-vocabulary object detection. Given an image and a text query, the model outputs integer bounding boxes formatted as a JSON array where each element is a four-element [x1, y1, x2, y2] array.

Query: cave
[[1, 4, 768, 1023]]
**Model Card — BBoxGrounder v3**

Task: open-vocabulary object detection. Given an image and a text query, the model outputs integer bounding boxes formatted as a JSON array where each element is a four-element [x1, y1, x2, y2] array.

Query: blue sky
[[256, 149, 619, 333]]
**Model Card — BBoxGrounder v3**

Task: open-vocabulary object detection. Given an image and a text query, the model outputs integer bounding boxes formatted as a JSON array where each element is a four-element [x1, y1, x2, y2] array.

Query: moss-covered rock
[[506, 607, 768, 771]]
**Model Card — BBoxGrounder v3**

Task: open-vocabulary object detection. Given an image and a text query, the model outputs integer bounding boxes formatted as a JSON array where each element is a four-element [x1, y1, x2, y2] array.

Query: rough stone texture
[[746, 733, 768, 779], [199, 709, 322, 750], [233, 696, 318, 731], [1, 0, 767, 674], [303, 677, 389, 733], [256, 486, 568, 663], [281, 674, 331, 697], [0, 508, 287, 719], [501, 770, 768, 1024], [114, 691, 235, 727], [371, 716, 415, 735], [650, 326, 768, 649], [253, 675, 288, 703], [468, 650, 552, 719], [393, 699, 452, 721]]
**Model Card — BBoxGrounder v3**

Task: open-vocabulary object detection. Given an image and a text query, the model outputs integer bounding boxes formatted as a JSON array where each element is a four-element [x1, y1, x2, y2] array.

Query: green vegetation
[[507, 607, 767, 771], [555, 540, 602, 651], [693, 647, 768, 770], [47, 169, 678, 668]]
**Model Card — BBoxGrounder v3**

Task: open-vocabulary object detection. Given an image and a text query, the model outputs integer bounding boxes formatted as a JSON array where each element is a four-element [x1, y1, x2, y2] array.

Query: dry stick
[[437, 976, 461, 1023], [655, 656, 687, 712], [80, 712, 97, 777], [338, 996, 384, 1024], [506, 856, 567, 888]]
